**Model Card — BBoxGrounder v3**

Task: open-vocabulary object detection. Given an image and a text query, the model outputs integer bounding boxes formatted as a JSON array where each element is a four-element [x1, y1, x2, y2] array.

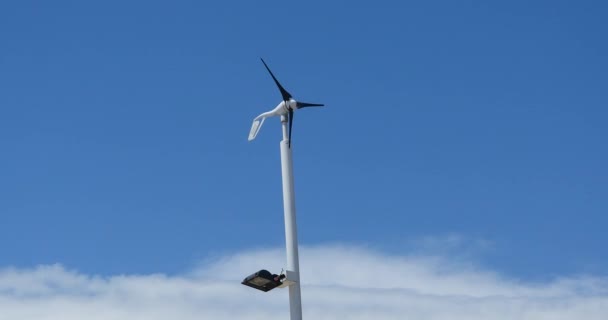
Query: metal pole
[[280, 115, 303, 320]]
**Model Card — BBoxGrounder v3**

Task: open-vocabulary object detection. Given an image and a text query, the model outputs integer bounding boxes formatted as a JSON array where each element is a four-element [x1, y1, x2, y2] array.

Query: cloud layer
[[1, 245, 606, 319]]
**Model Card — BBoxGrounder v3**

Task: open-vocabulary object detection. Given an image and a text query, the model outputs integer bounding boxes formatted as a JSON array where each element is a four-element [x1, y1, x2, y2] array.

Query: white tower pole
[[280, 114, 303, 320]]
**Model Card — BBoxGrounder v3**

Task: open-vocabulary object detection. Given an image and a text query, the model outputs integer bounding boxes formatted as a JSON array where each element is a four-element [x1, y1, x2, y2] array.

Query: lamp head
[[241, 269, 285, 292]]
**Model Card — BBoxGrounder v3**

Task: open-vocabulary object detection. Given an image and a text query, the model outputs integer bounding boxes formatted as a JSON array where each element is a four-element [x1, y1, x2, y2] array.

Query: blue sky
[[0, 0, 606, 291]]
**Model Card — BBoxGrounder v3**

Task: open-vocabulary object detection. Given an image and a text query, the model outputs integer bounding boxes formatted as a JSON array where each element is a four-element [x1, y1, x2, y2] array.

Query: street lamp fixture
[[242, 269, 286, 292]]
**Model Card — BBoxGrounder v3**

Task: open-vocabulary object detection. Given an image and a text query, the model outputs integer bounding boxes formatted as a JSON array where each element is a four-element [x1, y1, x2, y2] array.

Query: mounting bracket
[[278, 270, 298, 288]]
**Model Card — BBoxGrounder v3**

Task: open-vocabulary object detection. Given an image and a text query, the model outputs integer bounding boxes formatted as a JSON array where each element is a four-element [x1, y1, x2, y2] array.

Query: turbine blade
[[288, 108, 294, 148], [296, 102, 324, 108], [261, 58, 292, 101]]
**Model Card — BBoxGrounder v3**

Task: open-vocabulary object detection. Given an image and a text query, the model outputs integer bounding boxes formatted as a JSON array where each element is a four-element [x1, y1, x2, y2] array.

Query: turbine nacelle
[[248, 59, 324, 146], [248, 99, 305, 141]]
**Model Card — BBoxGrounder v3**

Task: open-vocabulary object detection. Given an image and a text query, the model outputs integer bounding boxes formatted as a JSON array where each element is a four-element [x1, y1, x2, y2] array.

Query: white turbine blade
[[248, 117, 266, 141]]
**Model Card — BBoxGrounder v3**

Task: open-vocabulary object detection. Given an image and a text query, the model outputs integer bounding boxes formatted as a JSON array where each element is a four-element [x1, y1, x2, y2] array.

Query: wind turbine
[[248, 58, 324, 147], [243, 58, 324, 320]]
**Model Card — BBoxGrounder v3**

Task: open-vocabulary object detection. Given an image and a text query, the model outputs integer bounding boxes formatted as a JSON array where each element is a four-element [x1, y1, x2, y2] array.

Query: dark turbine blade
[[261, 58, 292, 101], [288, 108, 294, 148], [296, 102, 325, 108]]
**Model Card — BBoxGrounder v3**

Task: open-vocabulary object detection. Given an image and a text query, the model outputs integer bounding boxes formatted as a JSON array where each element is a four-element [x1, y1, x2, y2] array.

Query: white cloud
[[0, 245, 606, 319]]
